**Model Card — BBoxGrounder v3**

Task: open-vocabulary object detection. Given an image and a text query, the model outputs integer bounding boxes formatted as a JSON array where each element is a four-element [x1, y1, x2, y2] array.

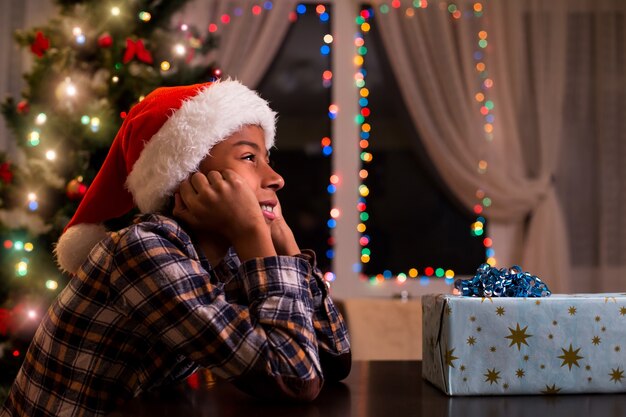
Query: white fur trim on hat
[[54, 223, 108, 275], [126, 79, 276, 214]]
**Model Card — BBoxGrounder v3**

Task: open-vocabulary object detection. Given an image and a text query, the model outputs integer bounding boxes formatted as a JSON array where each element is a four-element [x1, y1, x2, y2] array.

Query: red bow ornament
[[123, 38, 153, 64], [0, 308, 11, 336], [0, 162, 13, 184], [30, 31, 50, 57]]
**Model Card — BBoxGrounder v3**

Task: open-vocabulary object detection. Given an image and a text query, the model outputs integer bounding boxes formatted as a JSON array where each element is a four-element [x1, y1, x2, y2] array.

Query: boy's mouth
[[260, 202, 277, 221]]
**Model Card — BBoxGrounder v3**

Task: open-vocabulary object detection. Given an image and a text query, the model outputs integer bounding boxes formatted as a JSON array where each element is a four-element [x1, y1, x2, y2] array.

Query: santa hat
[[55, 79, 276, 274]]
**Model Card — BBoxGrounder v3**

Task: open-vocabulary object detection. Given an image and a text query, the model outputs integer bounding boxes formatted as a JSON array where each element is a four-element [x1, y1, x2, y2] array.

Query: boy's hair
[[55, 80, 276, 275]]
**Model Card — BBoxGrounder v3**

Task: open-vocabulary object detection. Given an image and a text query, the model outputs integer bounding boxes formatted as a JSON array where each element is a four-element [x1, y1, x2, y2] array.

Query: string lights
[[355, 1, 495, 286]]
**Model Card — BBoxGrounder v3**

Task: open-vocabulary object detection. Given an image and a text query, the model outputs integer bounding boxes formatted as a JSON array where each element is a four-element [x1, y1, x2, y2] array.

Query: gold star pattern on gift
[[505, 323, 532, 350], [595, 315, 601, 322], [535, 300, 541, 305], [620, 307, 626, 316], [615, 345, 621, 352], [568, 306, 577, 316], [481, 297, 493, 303], [467, 336, 476, 346], [609, 368, 624, 383], [469, 315, 476, 322], [605, 296, 617, 303], [484, 368, 500, 385], [495, 306, 505, 316], [592, 336, 601, 345], [541, 384, 562, 394], [558, 344, 584, 370], [516, 369, 525, 378], [489, 346, 497, 352], [445, 348, 459, 368]]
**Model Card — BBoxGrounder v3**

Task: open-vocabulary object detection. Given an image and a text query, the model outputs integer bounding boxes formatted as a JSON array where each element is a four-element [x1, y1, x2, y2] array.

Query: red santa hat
[[55, 79, 276, 274]]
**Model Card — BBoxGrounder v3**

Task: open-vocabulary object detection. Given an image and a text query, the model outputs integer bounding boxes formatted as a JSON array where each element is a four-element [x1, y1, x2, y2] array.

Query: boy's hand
[[174, 170, 275, 260], [270, 199, 300, 256]]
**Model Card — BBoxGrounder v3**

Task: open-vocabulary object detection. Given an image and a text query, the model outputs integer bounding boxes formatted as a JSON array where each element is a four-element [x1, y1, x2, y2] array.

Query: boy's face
[[198, 125, 284, 223]]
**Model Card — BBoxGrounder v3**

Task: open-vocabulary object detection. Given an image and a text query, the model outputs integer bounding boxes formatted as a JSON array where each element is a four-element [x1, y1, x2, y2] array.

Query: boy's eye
[[242, 154, 256, 162]]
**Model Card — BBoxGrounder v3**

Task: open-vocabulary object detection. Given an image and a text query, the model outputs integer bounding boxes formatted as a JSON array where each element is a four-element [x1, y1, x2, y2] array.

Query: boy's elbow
[[233, 371, 323, 402]]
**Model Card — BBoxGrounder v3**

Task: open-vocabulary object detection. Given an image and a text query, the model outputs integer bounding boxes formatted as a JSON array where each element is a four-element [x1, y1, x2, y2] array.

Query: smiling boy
[[0, 80, 351, 417]]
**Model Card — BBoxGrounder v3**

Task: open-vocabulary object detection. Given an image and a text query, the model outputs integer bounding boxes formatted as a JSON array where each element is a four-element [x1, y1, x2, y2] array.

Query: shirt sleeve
[[109, 222, 323, 401], [296, 250, 352, 382], [214, 248, 352, 382]]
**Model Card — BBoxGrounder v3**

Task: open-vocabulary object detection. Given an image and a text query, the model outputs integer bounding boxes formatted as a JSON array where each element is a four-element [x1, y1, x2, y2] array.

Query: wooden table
[[110, 361, 626, 417]]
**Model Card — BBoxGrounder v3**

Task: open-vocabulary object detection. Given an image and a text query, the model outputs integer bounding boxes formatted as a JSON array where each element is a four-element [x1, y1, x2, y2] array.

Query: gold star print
[[602, 326, 607, 332], [595, 316, 601, 322], [541, 384, 561, 394], [605, 296, 617, 303], [481, 297, 493, 303], [503, 383, 509, 390], [535, 300, 541, 305], [516, 369, 525, 378], [552, 320, 558, 326], [477, 326, 482, 332], [484, 368, 501, 385], [592, 336, 601, 345], [585, 365, 592, 371], [460, 365, 466, 372], [495, 306, 505, 316], [445, 348, 459, 368], [615, 345, 621, 352], [469, 315, 476, 322], [490, 346, 497, 352], [558, 344, 584, 370], [505, 323, 532, 350], [523, 355, 530, 361], [620, 307, 626, 316], [548, 334, 554, 340], [568, 306, 577, 315], [467, 336, 476, 346], [610, 368, 624, 383]]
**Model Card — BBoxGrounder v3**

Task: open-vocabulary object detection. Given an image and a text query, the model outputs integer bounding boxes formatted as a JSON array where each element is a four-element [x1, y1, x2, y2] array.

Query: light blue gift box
[[422, 293, 626, 395]]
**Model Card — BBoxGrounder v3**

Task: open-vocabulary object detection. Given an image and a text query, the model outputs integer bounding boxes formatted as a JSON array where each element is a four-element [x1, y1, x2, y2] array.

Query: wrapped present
[[422, 293, 626, 395]]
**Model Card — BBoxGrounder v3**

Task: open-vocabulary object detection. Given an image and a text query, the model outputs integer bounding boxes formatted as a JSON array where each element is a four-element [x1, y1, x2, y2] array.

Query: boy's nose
[[264, 164, 284, 191]]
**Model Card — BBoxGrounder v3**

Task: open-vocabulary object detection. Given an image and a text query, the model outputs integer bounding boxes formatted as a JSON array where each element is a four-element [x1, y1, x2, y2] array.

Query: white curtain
[[555, 1, 626, 292], [176, 0, 298, 88], [375, 0, 571, 292]]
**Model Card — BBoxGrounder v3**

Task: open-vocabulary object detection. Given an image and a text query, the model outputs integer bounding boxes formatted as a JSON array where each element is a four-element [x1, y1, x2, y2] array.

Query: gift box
[[422, 293, 626, 395]]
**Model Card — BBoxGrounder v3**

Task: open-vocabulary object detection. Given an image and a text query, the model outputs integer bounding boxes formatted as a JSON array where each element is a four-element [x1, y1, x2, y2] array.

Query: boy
[[1, 80, 351, 417]]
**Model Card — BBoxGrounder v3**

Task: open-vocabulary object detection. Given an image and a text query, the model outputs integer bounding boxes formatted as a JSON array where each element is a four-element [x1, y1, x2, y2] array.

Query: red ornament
[[98, 32, 113, 48], [30, 31, 50, 57], [66, 177, 88, 200], [0, 162, 13, 184], [123, 38, 153, 64], [16, 100, 29, 115]]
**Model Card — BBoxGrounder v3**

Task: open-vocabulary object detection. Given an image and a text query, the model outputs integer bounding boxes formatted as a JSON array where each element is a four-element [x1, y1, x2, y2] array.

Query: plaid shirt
[[1, 214, 350, 417]]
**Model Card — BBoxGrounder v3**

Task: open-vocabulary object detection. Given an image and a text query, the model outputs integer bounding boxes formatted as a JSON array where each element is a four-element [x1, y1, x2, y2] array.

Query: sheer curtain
[[375, 0, 574, 292], [175, 0, 298, 88], [556, 1, 626, 292]]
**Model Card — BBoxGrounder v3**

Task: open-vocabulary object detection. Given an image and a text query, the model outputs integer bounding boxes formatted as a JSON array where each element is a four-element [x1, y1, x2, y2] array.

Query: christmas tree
[[0, 0, 218, 398]]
